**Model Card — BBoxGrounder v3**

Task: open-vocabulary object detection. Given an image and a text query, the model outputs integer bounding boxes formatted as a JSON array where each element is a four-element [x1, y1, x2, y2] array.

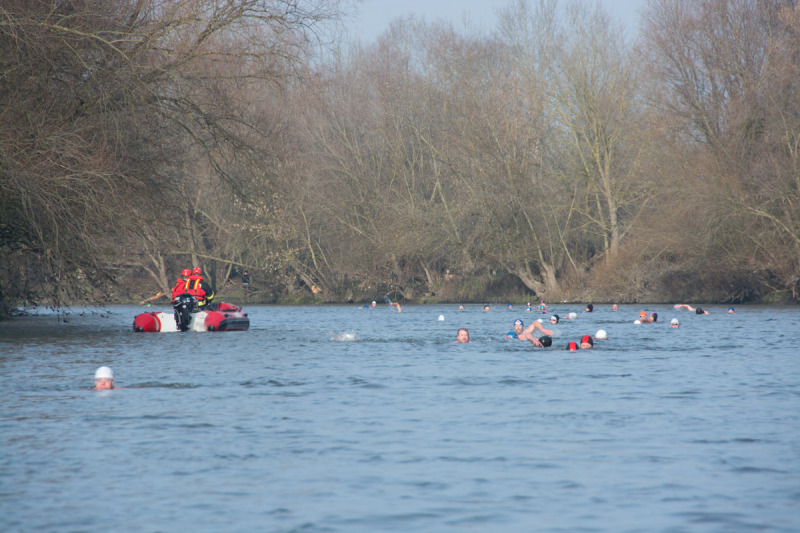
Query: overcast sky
[[347, 0, 647, 43]]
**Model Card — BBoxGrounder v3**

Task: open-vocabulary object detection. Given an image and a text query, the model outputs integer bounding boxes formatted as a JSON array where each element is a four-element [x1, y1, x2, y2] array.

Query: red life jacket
[[187, 275, 207, 301], [171, 278, 189, 299]]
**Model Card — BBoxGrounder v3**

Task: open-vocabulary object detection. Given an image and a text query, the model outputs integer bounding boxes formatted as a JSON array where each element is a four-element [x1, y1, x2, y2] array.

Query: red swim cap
[[567, 341, 578, 351]]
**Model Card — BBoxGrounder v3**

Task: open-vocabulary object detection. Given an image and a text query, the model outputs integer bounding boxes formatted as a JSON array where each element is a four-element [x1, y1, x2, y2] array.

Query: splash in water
[[332, 332, 360, 342]]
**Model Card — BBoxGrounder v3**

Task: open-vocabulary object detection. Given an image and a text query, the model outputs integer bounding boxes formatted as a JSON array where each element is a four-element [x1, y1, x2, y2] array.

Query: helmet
[[192, 267, 202, 275], [181, 268, 192, 277]]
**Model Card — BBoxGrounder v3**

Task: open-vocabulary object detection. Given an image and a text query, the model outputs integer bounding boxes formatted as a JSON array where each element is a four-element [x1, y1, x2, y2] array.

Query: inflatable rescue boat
[[133, 302, 249, 332]]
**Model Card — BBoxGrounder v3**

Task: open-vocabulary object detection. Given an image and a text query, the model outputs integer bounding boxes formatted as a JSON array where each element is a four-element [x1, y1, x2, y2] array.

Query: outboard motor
[[172, 293, 197, 332]]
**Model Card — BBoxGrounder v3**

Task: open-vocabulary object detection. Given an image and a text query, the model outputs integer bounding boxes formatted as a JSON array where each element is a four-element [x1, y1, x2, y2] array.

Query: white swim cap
[[437, 314, 445, 321], [95, 366, 114, 380], [670, 318, 679, 325], [568, 312, 577, 319], [633, 320, 641, 324], [595, 329, 607, 339]]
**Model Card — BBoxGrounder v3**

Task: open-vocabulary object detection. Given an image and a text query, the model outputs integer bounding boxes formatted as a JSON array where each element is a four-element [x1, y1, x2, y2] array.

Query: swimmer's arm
[[525, 322, 553, 336]]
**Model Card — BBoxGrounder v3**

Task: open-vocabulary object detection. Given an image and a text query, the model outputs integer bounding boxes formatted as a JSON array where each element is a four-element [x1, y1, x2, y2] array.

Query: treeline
[[1, 0, 798, 315]]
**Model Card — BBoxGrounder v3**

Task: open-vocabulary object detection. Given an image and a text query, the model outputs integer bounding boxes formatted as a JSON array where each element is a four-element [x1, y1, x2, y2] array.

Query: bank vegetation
[[1, 0, 798, 316]]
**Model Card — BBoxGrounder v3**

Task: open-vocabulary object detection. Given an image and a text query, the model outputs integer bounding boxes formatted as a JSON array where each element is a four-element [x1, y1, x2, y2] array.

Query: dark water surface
[[1, 303, 798, 532]]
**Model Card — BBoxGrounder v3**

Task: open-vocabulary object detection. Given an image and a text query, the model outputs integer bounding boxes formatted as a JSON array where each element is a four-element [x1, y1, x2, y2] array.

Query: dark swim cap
[[650, 312, 658, 322], [551, 314, 560, 323], [539, 335, 552, 347], [586, 303, 593, 312], [581, 335, 594, 347], [566, 341, 578, 351], [696, 308, 704, 314]]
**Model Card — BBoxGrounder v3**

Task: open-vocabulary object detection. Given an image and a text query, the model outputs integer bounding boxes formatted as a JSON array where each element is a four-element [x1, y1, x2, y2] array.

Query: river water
[[1, 303, 798, 532]]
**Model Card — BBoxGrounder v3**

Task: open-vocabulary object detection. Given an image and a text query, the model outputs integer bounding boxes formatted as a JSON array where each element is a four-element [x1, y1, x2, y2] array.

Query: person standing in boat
[[171, 268, 192, 299], [187, 267, 215, 309]]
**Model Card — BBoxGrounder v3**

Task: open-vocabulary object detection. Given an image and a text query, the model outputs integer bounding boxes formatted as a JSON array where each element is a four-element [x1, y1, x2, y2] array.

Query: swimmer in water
[[456, 328, 470, 343], [594, 329, 607, 340], [579, 335, 594, 349], [566, 341, 579, 351], [612, 303, 619, 311], [549, 314, 560, 324], [670, 318, 680, 328], [728, 306, 735, 314], [483, 304, 491, 312], [93, 366, 118, 390], [538, 335, 553, 347], [459, 304, 464, 310], [390, 302, 402, 312], [674, 304, 709, 314], [584, 303, 593, 312], [507, 319, 526, 338], [515, 320, 553, 346]]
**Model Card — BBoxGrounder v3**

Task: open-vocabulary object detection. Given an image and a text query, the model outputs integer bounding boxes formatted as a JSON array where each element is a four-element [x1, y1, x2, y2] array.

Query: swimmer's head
[[580, 335, 594, 349], [633, 320, 641, 324], [595, 329, 607, 340], [696, 307, 705, 314], [639, 311, 647, 318], [539, 335, 552, 347], [550, 314, 560, 324], [650, 312, 658, 322], [670, 318, 679, 327], [95, 366, 113, 380], [568, 312, 577, 319], [514, 319, 524, 326], [585, 303, 593, 312], [566, 341, 579, 351]]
